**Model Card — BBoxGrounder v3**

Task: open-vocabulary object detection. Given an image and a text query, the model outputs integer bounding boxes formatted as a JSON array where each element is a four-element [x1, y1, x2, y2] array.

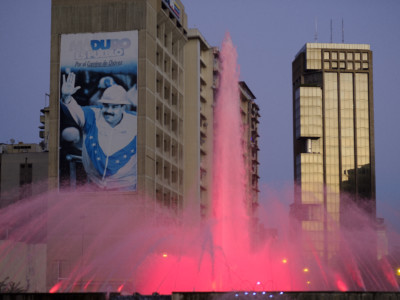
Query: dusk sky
[[0, 1, 399, 227]]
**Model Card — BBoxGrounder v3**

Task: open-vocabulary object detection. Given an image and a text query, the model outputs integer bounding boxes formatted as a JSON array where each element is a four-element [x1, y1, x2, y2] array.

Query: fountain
[[0, 33, 399, 296]]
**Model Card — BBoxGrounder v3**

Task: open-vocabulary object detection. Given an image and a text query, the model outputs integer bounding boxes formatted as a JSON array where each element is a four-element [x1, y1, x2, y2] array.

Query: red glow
[[381, 258, 399, 289], [336, 279, 348, 292], [83, 279, 92, 291], [49, 282, 62, 294], [117, 284, 124, 293]]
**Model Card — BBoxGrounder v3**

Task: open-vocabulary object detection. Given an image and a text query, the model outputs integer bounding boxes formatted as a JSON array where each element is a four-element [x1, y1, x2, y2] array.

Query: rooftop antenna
[[314, 17, 318, 42], [330, 19, 333, 43], [342, 18, 345, 43]]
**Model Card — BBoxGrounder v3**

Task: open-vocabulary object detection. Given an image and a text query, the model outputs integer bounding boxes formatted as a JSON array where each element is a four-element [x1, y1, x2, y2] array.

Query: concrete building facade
[[183, 29, 215, 219], [0, 143, 48, 292], [47, 0, 188, 291], [0, 143, 48, 208], [49, 0, 187, 204]]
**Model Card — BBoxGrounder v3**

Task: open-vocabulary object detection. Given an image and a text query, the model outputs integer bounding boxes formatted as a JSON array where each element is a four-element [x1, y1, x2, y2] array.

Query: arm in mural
[[60, 72, 85, 127]]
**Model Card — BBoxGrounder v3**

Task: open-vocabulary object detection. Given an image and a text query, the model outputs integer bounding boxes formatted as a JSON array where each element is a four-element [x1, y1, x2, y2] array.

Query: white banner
[[59, 31, 138, 192]]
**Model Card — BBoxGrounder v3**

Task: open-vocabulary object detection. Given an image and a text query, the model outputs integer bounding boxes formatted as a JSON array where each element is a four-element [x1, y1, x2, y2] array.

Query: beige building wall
[[0, 144, 49, 207], [0, 241, 47, 292], [49, 0, 187, 202], [238, 82, 260, 216], [0, 143, 48, 292], [48, 0, 187, 291], [183, 29, 214, 219]]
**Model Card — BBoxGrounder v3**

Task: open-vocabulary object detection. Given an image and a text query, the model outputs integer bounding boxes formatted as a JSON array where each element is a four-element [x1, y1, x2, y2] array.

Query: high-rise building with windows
[[49, 0, 188, 207], [291, 43, 376, 260], [48, 0, 188, 290]]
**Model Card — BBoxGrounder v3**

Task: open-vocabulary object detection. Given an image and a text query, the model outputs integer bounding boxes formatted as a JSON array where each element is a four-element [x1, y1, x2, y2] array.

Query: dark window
[[19, 161, 32, 199]]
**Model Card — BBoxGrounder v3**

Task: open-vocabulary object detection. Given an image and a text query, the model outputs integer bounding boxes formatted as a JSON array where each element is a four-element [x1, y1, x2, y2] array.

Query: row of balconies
[[156, 72, 183, 113], [156, 45, 183, 88], [155, 184, 182, 213], [200, 166, 207, 191], [156, 130, 183, 164], [156, 155, 182, 188], [157, 3, 186, 64], [156, 104, 182, 138]]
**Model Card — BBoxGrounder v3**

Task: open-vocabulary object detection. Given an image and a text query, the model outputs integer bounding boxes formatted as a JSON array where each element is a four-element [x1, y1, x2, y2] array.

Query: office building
[[48, 0, 188, 290], [291, 43, 376, 260], [49, 0, 187, 203]]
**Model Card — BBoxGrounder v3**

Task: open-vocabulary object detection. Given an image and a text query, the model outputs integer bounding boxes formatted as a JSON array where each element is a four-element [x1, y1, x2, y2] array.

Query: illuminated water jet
[[211, 32, 250, 291]]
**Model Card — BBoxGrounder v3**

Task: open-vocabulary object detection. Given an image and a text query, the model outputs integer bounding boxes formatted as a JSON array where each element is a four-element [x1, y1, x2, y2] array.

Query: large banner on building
[[59, 31, 138, 191]]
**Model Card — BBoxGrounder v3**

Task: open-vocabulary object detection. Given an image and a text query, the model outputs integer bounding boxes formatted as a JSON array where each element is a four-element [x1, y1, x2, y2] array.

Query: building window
[[156, 105, 161, 122], [347, 52, 353, 60], [347, 62, 353, 70], [362, 53, 368, 61], [156, 134, 161, 149], [52, 260, 70, 282], [19, 161, 32, 199]]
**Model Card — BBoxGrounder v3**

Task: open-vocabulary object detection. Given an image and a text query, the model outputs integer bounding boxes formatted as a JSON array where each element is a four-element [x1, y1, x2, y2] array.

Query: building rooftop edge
[[187, 28, 211, 49], [239, 81, 256, 100], [295, 42, 371, 59]]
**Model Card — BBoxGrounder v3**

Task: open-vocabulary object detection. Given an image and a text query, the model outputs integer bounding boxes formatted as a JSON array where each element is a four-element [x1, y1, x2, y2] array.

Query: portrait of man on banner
[[59, 31, 138, 191]]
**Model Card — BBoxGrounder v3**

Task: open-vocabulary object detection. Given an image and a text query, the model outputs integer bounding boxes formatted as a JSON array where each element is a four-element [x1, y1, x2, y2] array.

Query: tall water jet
[[211, 33, 252, 291]]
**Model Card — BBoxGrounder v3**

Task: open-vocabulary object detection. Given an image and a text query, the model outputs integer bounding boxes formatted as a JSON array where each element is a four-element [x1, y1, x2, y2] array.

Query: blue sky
[[1, 0, 399, 228]]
